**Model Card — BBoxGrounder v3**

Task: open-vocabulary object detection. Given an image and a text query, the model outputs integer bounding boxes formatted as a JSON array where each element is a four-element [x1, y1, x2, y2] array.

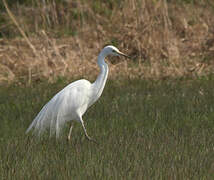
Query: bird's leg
[[67, 124, 73, 141], [79, 117, 98, 144]]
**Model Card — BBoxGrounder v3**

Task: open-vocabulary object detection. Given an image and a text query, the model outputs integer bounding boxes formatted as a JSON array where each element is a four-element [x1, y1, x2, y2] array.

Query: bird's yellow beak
[[117, 51, 131, 58]]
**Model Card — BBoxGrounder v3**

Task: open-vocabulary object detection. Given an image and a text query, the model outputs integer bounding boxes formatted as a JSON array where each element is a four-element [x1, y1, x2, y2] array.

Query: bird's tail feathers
[[26, 104, 48, 134], [26, 116, 38, 134]]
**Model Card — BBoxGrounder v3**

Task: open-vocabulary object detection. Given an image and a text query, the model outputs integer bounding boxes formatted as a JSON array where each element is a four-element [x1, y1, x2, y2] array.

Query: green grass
[[0, 78, 214, 179]]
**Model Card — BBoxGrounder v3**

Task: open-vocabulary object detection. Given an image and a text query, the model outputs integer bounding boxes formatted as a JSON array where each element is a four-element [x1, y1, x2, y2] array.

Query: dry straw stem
[[2, 0, 37, 56]]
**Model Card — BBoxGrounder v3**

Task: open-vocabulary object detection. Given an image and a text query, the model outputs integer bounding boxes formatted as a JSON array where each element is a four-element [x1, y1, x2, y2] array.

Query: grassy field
[[0, 77, 214, 179], [0, 0, 214, 179]]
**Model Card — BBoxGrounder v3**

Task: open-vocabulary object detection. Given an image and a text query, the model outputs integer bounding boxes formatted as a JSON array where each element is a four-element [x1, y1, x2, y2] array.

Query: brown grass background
[[0, 0, 214, 84]]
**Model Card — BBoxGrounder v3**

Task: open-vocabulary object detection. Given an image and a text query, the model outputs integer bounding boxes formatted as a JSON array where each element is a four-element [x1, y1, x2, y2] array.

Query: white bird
[[26, 45, 129, 143]]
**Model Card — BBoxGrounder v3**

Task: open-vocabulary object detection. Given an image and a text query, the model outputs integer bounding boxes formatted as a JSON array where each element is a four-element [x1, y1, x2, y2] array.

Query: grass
[[0, 77, 214, 179], [0, 0, 214, 178]]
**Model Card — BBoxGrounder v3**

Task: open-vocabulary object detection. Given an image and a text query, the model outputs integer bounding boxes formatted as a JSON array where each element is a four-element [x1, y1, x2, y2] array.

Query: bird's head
[[102, 45, 130, 58]]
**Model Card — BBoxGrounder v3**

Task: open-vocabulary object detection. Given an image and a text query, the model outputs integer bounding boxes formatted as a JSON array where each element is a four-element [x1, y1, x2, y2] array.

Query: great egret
[[26, 45, 129, 143]]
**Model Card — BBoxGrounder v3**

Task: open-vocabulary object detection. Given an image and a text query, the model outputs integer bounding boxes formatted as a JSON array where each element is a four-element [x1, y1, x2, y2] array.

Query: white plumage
[[26, 45, 129, 142]]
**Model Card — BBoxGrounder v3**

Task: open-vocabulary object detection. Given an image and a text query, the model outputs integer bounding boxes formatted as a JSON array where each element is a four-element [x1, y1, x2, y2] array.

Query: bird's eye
[[112, 50, 116, 53]]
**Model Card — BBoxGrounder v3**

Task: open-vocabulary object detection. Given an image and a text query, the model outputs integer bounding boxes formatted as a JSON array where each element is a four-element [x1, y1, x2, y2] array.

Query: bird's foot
[[86, 135, 99, 145]]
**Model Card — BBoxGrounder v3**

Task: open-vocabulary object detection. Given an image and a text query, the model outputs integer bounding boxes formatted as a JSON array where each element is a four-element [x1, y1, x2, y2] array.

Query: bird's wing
[[26, 79, 93, 137], [26, 93, 66, 137]]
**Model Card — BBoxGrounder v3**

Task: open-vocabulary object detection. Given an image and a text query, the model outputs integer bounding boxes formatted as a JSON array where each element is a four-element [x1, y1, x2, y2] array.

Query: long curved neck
[[91, 52, 109, 104]]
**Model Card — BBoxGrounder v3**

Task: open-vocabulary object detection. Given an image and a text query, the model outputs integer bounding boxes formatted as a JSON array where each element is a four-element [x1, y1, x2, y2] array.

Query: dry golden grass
[[0, 0, 214, 83]]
